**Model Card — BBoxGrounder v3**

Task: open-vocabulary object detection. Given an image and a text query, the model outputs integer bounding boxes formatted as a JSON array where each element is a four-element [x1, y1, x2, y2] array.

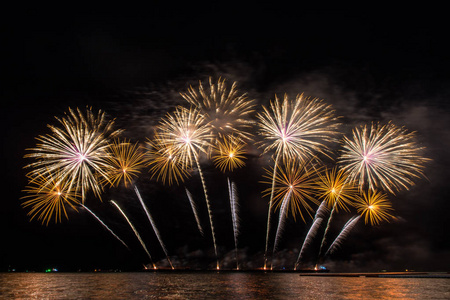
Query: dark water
[[1, 272, 449, 299]]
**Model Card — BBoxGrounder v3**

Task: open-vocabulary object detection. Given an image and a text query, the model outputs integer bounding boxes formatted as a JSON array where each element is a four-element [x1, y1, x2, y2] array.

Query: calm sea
[[0, 272, 449, 299]]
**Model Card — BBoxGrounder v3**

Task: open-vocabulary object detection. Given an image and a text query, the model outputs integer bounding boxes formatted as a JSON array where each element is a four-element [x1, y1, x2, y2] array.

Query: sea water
[[0, 272, 449, 299]]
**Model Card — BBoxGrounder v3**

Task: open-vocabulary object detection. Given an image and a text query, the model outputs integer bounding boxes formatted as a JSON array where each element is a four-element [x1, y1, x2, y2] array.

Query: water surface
[[1, 272, 449, 299]]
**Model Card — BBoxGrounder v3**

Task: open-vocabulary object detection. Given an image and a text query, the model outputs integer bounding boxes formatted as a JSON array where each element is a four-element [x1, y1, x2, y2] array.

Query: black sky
[[2, 6, 450, 272]]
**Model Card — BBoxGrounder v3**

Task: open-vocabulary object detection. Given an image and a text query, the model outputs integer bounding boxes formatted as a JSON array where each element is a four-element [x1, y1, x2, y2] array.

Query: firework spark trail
[[316, 201, 336, 262], [134, 186, 174, 269], [81, 204, 129, 250], [294, 217, 323, 269], [293, 201, 328, 269], [314, 200, 329, 221], [185, 187, 204, 236], [194, 153, 220, 270], [263, 151, 281, 269], [272, 188, 293, 258], [324, 215, 361, 258], [228, 178, 240, 269], [111, 200, 156, 269]]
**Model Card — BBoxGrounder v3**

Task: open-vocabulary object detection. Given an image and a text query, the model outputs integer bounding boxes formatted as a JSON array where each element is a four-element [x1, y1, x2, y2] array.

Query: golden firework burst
[[21, 171, 80, 225], [354, 189, 395, 225], [212, 135, 247, 173], [104, 139, 147, 188], [314, 167, 358, 212], [262, 160, 319, 222]]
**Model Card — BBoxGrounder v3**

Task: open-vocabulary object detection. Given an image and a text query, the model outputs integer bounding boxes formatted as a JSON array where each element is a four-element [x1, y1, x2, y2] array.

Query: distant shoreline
[[3, 270, 450, 278]]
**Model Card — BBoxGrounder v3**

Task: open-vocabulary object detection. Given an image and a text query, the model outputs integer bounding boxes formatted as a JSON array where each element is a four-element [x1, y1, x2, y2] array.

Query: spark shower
[[21, 77, 429, 270]]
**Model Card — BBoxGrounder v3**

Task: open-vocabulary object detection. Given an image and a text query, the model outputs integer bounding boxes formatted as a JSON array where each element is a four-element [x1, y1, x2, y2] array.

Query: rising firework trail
[[261, 159, 318, 269], [185, 187, 204, 236], [272, 188, 293, 263], [257, 93, 340, 269], [134, 186, 174, 269], [81, 204, 129, 250], [323, 215, 361, 260], [111, 200, 156, 269], [294, 201, 328, 269], [228, 178, 240, 270], [294, 217, 323, 270]]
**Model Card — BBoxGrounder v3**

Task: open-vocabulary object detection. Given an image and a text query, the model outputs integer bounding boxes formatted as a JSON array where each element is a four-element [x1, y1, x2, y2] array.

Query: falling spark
[[81, 204, 129, 250], [21, 171, 80, 225], [354, 189, 394, 225], [180, 77, 256, 142], [338, 121, 429, 194], [324, 215, 361, 258], [185, 188, 204, 236], [257, 93, 340, 269], [24, 107, 122, 202], [111, 200, 156, 269]]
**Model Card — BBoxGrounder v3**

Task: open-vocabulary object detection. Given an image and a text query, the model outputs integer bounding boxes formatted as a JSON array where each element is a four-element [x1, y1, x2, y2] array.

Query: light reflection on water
[[0, 273, 449, 299]]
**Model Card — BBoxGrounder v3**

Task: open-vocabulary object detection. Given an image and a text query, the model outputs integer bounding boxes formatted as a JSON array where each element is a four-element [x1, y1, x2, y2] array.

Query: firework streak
[[81, 204, 129, 250], [111, 200, 156, 269], [134, 186, 174, 269]]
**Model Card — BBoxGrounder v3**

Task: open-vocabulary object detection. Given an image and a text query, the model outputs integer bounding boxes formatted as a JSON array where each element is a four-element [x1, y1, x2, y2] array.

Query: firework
[[338, 121, 429, 194], [157, 106, 212, 168], [257, 93, 339, 268], [212, 135, 247, 173], [272, 188, 293, 256], [315, 167, 358, 259], [134, 186, 174, 269], [354, 189, 394, 225], [324, 215, 361, 258], [315, 167, 358, 212], [21, 172, 80, 225], [294, 217, 323, 269], [157, 106, 220, 269], [262, 160, 319, 222], [228, 178, 240, 269], [257, 93, 340, 163], [81, 204, 129, 250], [104, 139, 147, 188], [180, 77, 256, 142], [24, 107, 122, 202], [111, 200, 156, 269], [185, 188, 204, 236], [146, 131, 190, 186]]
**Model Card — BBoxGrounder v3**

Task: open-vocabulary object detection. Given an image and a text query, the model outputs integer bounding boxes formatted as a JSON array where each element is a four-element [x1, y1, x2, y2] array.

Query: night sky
[[2, 5, 450, 272]]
